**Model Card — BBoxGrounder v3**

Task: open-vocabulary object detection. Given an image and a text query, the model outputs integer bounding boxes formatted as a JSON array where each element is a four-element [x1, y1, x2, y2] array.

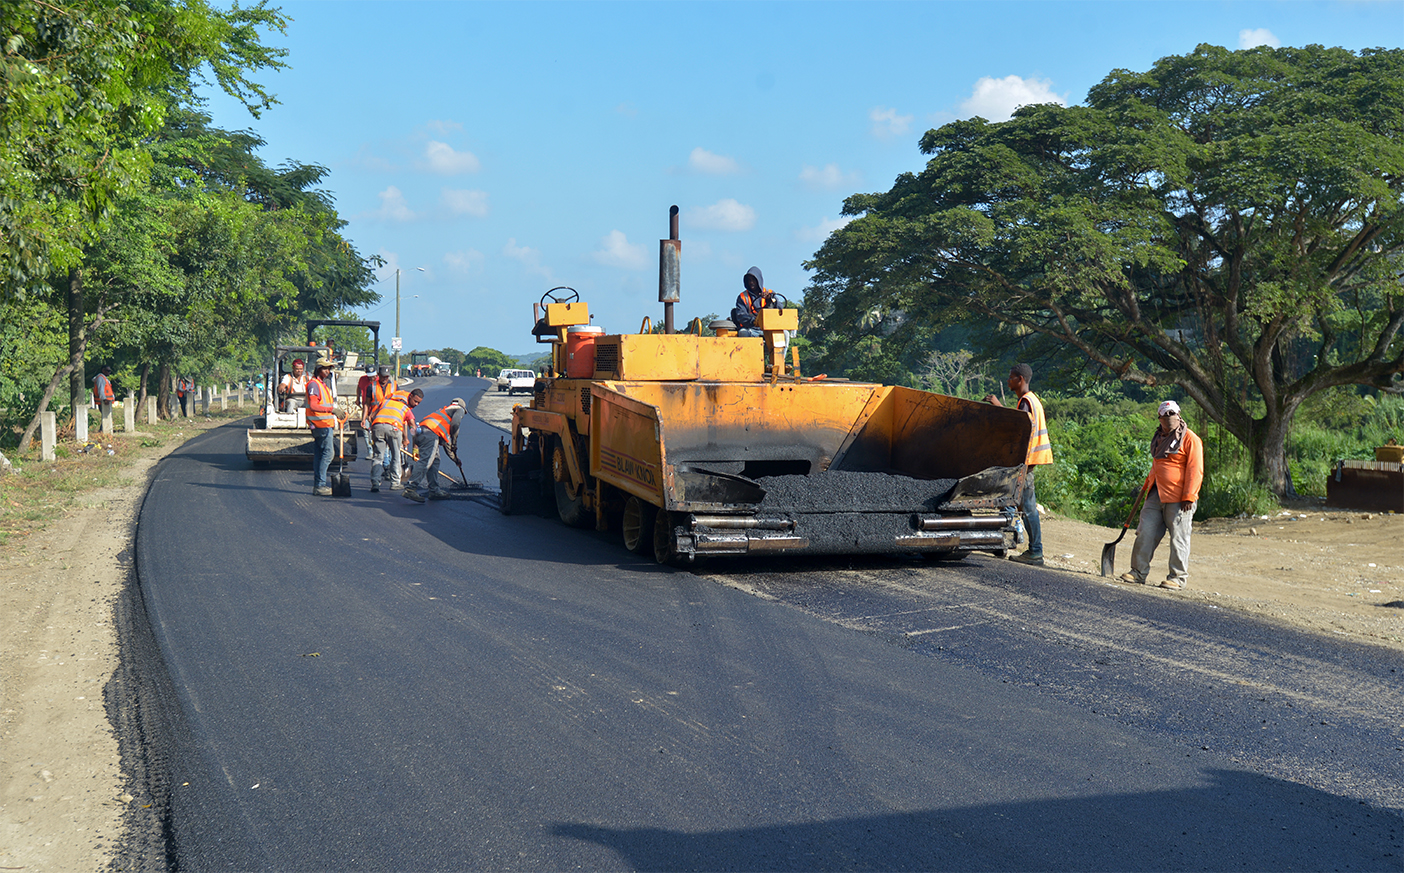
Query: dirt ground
[[1, 394, 1400, 870]]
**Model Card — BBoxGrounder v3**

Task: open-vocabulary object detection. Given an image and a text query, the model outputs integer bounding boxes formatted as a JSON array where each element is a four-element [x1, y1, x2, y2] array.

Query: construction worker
[[176, 375, 193, 416], [985, 363, 1053, 566], [362, 367, 399, 475], [1120, 400, 1204, 590], [91, 365, 115, 417], [306, 356, 346, 496], [731, 266, 777, 337], [404, 397, 466, 503], [278, 358, 309, 412], [370, 387, 422, 494]]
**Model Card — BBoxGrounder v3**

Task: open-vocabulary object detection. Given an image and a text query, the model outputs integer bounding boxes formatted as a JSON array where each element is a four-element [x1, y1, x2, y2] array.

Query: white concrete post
[[124, 392, 135, 432], [41, 411, 56, 461], [100, 400, 113, 435], [202, 386, 210, 415], [237, 382, 245, 409], [146, 396, 157, 424], [75, 401, 88, 443], [220, 383, 228, 411]]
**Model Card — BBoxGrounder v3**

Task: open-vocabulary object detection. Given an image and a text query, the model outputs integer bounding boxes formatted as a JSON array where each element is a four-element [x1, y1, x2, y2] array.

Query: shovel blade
[[1100, 541, 1116, 576], [332, 473, 352, 497]]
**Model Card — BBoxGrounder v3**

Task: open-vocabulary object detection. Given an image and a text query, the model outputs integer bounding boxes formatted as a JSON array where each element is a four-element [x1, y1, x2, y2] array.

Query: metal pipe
[[913, 515, 1008, 531], [690, 515, 795, 531], [894, 530, 1007, 549]]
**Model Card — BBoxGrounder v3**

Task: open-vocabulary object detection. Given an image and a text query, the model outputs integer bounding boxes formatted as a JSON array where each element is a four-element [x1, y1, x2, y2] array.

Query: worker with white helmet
[[404, 397, 467, 503]]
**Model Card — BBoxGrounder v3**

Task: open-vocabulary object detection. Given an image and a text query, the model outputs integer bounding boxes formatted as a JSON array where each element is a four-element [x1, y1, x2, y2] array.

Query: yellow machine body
[[500, 296, 1030, 563]]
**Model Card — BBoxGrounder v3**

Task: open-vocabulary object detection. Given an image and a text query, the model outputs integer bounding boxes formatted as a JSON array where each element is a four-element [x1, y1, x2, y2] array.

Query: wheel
[[622, 496, 655, 554], [652, 507, 691, 565], [552, 440, 590, 528]]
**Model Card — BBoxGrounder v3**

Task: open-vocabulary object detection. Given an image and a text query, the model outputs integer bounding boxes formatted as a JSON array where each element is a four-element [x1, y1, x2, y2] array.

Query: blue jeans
[[1021, 465, 1043, 558], [311, 427, 335, 489]]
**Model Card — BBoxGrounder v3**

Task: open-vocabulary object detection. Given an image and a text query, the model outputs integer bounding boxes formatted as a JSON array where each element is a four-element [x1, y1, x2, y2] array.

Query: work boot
[[1159, 579, 1185, 590], [313, 486, 332, 497], [370, 481, 380, 493], [427, 489, 449, 500], [403, 487, 426, 503], [1118, 571, 1145, 585], [1009, 551, 1044, 566]]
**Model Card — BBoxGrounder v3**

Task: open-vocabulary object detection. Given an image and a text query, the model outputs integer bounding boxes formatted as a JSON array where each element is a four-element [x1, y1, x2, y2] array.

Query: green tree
[[805, 44, 1404, 496]]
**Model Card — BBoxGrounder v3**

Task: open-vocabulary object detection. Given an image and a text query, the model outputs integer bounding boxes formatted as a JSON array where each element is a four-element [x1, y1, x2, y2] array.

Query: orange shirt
[[1144, 427, 1204, 503]]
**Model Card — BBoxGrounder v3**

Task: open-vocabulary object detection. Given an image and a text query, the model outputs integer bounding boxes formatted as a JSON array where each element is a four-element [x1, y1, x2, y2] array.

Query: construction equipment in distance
[[245, 320, 381, 465], [408, 353, 434, 378], [496, 207, 1032, 564]]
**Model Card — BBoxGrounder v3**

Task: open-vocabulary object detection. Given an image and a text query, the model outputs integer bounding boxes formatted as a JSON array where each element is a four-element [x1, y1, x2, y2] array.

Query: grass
[[0, 405, 254, 547]]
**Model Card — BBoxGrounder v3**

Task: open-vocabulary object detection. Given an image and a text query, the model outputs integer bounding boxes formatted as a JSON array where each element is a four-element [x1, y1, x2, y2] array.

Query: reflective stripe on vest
[[372, 390, 411, 428], [1021, 391, 1053, 465], [306, 378, 337, 429], [420, 408, 452, 442]]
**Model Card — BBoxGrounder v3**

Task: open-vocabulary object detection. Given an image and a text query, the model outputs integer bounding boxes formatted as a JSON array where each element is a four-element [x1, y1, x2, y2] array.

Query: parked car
[[495, 369, 537, 394]]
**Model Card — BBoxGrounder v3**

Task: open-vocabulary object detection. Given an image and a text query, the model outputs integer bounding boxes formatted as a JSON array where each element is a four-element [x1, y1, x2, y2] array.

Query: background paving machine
[[498, 207, 1033, 564], [245, 319, 381, 464]]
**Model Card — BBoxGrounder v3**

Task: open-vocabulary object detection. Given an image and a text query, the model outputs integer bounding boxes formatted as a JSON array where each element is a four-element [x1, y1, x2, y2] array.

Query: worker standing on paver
[[91, 365, 115, 425], [985, 363, 1053, 566], [370, 387, 421, 494], [403, 397, 466, 503], [306, 356, 347, 496]]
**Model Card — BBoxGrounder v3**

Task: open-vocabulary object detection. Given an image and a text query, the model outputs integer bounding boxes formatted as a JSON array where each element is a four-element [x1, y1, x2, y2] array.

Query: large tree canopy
[[804, 44, 1404, 495]]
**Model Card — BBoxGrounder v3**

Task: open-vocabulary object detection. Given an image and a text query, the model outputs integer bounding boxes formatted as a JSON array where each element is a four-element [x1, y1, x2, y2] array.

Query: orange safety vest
[[305, 377, 337, 429], [1144, 427, 1204, 504], [1019, 391, 1053, 466], [92, 373, 114, 405], [372, 389, 412, 429], [366, 378, 397, 414], [420, 407, 454, 443]]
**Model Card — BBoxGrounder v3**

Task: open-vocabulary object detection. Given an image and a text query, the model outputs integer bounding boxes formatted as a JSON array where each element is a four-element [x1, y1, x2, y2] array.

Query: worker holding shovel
[[1119, 400, 1204, 590]]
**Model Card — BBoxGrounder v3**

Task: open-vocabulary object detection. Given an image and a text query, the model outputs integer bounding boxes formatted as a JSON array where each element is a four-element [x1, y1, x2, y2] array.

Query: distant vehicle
[[495, 368, 537, 394]]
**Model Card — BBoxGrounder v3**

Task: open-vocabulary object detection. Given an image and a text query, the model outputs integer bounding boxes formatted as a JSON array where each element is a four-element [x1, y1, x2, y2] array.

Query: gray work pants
[[370, 423, 404, 488], [406, 428, 441, 492], [1130, 486, 1195, 585]]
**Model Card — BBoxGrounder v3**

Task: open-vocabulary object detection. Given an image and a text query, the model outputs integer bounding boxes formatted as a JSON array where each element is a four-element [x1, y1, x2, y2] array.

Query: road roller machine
[[497, 209, 1031, 563]]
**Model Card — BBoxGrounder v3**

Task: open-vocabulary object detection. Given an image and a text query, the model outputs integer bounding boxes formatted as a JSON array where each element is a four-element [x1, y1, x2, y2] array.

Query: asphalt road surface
[[121, 376, 1402, 870]]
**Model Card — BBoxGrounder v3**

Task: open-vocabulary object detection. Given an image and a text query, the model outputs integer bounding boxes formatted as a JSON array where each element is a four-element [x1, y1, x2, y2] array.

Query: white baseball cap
[[1158, 400, 1181, 416]]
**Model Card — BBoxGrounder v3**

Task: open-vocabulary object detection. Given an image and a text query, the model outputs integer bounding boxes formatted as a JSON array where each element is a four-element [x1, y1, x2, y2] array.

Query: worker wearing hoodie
[[731, 267, 776, 337]]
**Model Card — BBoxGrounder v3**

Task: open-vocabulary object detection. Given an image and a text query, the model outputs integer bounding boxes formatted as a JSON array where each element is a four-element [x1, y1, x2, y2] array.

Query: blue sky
[[199, 1, 1404, 358]]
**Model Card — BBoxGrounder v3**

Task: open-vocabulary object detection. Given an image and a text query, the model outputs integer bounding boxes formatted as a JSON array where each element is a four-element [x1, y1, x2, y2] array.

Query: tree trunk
[[1247, 402, 1301, 499], [17, 363, 76, 454], [67, 267, 85, 414], [156, 363, 172, 419]]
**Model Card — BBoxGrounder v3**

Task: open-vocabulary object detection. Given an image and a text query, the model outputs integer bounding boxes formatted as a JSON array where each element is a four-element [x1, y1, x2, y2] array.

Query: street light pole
[[392, 266, 426, 377]]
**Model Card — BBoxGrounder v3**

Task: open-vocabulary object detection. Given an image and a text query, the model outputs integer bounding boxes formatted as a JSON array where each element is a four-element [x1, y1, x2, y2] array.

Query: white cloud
[[503, 238, 555, 281], [444, 249, 484, 275], [870, 107, 913, 139], [689, 147, 740, 175], [799, 163, 861, 191], [795, 215, 854, 244], [423, 140, 481, 175], [1239, 28, 1281, 49], [441, 188, 489, 217], [959, 75, 1067, 122], [375, 186, 416, 222], [592, 230, 648, 269], [685, 199, 756, 232]]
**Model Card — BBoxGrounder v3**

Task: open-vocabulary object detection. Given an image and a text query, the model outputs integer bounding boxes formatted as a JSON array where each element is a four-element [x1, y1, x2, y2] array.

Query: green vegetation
[[1, 1, 381, 455], [803, 44, 1404, 497]]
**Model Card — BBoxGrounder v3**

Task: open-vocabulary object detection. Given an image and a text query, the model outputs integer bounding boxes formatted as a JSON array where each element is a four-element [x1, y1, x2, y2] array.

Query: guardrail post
[[124, 392, 136, 432], [100, 399, 113, 435], [75, 400, 88, 443], [202, 385, 210, 416], [41, 411, 56, 460]]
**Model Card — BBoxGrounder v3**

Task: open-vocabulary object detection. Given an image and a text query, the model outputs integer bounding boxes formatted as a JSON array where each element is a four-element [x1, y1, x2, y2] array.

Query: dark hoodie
[[731, 266, 772, 329]]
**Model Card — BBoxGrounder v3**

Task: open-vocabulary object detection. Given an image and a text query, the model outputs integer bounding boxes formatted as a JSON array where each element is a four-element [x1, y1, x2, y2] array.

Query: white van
[[495, 369, 537, 394]]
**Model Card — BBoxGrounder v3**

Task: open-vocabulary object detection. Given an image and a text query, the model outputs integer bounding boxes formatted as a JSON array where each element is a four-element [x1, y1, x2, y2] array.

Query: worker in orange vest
[[306, 356, 347, 496], [176, 376, 194, 416], [985, 362, 1053, 566], [403, 398, 466, 503], [369, 387, 421, 494], [1120, 400, 1204, 590], [91, 365, 115, 419]]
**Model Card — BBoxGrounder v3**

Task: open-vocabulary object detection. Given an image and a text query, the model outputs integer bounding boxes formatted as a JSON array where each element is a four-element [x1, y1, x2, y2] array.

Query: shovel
[[1100, 479, 1151, 576], [331, 422, 352, 497]]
